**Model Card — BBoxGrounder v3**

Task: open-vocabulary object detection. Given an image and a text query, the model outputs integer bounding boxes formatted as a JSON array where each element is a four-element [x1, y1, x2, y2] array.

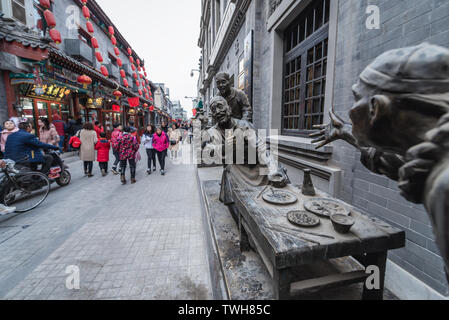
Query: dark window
[[282, 0, 330, 135], [12, 0, 26, 24]]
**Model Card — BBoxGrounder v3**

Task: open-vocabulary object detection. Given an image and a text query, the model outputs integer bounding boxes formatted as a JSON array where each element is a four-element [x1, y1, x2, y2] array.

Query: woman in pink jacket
[[38, 118, 60, 146], [1, 120, 19, 153], [153, 126, 169, 175]]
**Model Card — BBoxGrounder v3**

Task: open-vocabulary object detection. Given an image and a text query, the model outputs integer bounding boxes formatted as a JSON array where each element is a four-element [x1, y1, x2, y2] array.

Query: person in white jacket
[[142, 125, 156, 174]]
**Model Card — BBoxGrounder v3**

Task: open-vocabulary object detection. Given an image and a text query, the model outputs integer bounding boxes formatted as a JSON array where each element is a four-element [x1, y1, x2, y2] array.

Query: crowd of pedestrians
[[67, 120, 188, 185], [0, 115, 189, 188], [0, 116, 190, 214]]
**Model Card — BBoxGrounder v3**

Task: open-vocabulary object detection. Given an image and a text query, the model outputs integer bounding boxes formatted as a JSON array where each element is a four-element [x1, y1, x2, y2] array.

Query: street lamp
[[190, 69, 200, 78]]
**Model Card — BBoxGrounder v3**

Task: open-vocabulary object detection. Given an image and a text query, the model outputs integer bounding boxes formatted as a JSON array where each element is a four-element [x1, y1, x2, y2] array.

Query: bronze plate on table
[[262, 189, 298, 205], [304, 198, 351, 218], [287, 211, 321, 228]]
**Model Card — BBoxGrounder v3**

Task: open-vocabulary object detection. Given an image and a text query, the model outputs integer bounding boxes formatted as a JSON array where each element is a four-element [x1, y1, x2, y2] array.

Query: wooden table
[[228, 177, 406, 300]]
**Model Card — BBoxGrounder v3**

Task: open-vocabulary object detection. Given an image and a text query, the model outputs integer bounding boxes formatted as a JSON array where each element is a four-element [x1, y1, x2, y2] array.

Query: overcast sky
[[96, 0, 202, 116]]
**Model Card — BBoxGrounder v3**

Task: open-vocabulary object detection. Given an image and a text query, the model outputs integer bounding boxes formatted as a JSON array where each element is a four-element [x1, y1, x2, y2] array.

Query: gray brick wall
[[205, 0, 449, 296], [333, 0, 449, 296], [53, 0, 133, 84]]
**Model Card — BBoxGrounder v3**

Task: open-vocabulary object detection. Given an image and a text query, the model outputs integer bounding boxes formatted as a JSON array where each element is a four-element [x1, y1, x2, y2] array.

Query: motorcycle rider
[[4, 122, 60, 174]]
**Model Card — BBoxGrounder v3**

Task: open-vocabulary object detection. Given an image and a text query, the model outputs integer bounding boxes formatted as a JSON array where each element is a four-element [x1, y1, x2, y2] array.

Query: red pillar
[[3, 71, 17, 118]]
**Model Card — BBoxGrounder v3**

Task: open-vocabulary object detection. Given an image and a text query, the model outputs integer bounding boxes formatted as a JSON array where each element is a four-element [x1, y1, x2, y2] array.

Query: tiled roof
[[0, 15, 51, 49], [0, 15, 156, 106]]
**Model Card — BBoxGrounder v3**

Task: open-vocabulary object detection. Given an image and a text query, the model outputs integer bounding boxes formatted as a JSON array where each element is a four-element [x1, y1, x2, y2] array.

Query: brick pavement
[[0, 143, 212, 300]]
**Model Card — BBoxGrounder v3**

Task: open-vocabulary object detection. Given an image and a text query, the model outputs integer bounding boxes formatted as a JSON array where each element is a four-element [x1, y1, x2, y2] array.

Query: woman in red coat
[[95, 132, 111, 176]]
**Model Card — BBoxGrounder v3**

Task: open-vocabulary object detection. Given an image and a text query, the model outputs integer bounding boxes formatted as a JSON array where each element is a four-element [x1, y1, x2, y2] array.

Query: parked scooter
[[45, 150, 71, 187]]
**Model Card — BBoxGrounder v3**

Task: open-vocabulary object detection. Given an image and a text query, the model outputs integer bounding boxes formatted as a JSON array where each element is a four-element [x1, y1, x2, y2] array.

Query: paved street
[[0, 143, 212, 300]]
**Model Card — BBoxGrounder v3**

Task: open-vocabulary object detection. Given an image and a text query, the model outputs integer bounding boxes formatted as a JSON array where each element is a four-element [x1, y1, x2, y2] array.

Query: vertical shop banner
[[243, 30, 254, 106]]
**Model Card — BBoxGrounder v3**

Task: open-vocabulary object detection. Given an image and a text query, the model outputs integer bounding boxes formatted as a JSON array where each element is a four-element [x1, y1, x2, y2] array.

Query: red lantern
[[111, 36, 117, 46], [114, 47, 120, 56], [91, 37, 99, 49], [44, 10, 56, 28], [131, 64, 136, 71], [116, 58, 123, 67], [129, 56, 134, 64], [149, 105, 154, 111], [127, 48, 132, 55], [135, 81, 140, 87], [132, 73, 137, 80], [39, 0, 51, 9], [145, 94, 150, 100], [142, 66, 146, 72], [86, 21, 94, 33], [82, 6, 90, 19], [100, 65, 109, 77], [143, 103, 148, 108], [113, 90, 122, 99], [138, 89, 143, 96], [81, 0, 88, 4], [49, 29, 61, 44], [192, 109, 197, 117], [37, 19, 43, 31], [144, 72, 147, 77], [95, 51, 103, 63], [83, 6, 90, 20], [120, 70, 126, 78], [123, 78, 129, 87], [108, 26, 115, 35], [77, 75, 92, 89]]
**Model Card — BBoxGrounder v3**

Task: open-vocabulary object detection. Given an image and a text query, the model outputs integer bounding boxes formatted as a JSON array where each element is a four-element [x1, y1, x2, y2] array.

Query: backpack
[[69, 131, 82, 149]]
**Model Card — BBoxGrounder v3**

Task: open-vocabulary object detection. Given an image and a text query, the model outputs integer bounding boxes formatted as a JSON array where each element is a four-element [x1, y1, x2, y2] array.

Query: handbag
[[135, 150, 142, 162], [170, 140, 177, 146], [69, 131, 82, 149]]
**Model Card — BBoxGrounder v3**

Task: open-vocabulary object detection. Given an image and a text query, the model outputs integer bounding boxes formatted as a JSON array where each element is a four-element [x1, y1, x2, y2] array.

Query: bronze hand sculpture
[[312, 43, 449, 282]]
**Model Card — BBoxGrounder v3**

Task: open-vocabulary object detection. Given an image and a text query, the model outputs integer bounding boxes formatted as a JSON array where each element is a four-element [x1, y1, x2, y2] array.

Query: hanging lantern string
[[40, 0, 61, 45], [81, 0, 109, 78], [108, 24, 128, 96], [81, 0, 153, 107]]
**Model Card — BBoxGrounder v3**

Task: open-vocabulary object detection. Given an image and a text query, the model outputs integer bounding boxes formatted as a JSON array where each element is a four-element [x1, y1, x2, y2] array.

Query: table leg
[[274, 268, 292, 300], [239, 215, 251, 252], [361, 251, 387, 300]]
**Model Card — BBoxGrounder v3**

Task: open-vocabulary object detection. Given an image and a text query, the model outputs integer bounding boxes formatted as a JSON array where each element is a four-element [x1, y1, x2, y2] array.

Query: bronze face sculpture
[[312, 43, 449, 282], [216, 72, 253, 122], [204, 96, 288, 205]]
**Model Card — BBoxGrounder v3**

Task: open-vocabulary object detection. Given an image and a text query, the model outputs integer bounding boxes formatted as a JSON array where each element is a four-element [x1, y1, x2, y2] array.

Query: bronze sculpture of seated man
[[203, 96, 289, 205], [311, 43, 449, 283]]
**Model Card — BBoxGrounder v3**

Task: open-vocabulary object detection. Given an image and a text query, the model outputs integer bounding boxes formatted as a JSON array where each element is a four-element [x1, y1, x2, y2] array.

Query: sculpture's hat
[[359, 43, 449, 94]]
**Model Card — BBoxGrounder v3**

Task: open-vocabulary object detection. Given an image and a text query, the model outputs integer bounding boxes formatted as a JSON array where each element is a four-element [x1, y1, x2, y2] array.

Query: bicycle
[[0, 160, 51, 213]]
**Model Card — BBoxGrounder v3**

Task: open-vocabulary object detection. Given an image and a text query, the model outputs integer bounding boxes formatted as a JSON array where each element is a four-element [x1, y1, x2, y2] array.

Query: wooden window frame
[[281, 0, 330, 137]]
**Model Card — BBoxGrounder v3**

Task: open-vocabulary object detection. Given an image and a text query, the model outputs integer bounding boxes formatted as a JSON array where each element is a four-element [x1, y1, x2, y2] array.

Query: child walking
[[95, 132, 111, 176]]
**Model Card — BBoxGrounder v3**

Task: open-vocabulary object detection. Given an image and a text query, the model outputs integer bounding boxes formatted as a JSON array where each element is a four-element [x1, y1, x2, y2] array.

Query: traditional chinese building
[[0, 0, 157, 140], [197, 0, 449, 298]]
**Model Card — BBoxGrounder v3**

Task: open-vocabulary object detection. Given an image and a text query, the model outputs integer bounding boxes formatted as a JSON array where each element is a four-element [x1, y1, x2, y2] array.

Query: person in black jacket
[[67, 118, 83, 152]]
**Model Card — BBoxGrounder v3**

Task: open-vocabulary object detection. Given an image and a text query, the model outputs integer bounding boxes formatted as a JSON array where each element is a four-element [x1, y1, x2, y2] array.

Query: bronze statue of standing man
[[216, 72, 253, 122]]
